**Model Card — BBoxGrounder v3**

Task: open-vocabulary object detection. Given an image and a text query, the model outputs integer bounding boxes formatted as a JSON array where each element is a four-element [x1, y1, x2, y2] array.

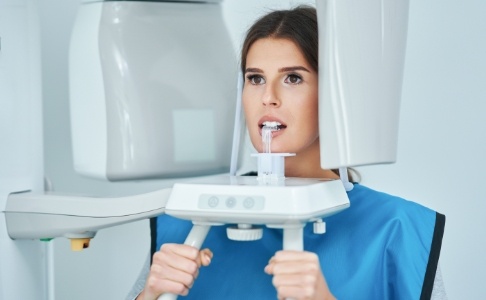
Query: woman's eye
[[285, 74, 302, 84], [247, 75, 265, 85]]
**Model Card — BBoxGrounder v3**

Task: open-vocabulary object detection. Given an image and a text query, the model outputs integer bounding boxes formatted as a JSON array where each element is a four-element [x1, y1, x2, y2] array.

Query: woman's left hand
[[264, 250, 335, 300]]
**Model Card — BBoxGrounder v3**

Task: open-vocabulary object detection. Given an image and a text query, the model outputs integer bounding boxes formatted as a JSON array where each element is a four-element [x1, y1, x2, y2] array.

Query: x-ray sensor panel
[[317, 0, 409, 169], [69, 1, 237, 181]]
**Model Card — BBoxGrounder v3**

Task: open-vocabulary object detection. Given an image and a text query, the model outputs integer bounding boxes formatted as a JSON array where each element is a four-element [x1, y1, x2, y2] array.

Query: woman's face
[[243, 38, 319, 154]]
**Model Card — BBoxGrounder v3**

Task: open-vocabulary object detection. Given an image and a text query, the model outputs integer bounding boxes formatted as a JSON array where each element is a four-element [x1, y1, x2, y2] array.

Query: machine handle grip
[[157, 225, 303, 300], [283, 226, 304, 300], [156, 224, 211, 300]]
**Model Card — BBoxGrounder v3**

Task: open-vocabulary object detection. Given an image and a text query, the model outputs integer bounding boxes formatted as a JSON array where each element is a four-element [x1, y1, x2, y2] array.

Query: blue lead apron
[[152, 184, 445, 300]]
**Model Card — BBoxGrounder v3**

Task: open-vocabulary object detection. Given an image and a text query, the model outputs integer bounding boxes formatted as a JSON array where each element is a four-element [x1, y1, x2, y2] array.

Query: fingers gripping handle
[[157, 224, 211, 300], [156, 225, 301, 300]]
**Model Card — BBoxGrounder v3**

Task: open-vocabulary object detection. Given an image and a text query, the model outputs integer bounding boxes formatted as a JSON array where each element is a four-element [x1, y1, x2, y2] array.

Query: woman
[[129, 6, 445, 300]]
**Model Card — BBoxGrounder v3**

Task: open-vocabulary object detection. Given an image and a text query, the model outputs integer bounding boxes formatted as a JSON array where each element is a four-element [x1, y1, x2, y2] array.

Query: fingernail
[[264, 265, 270, 274]]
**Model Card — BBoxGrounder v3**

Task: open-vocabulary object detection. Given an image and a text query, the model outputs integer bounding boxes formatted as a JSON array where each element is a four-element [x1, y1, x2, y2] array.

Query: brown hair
[[240, 6, 318, 74]]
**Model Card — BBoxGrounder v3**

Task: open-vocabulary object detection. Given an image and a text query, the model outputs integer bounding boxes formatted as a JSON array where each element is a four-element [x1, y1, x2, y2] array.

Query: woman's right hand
[[137, 243, 213, 300]]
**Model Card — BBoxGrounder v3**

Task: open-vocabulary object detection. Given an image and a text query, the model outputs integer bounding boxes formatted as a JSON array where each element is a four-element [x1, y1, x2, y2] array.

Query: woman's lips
[[259, 117, 287, 128], [258, 116, 286, 127]]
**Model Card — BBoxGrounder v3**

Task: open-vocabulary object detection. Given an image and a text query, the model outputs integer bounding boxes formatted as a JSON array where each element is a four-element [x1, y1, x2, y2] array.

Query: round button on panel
[[226, 197, 236, 208], [208, 196, 219, 208], [243, 197, 255, 209]]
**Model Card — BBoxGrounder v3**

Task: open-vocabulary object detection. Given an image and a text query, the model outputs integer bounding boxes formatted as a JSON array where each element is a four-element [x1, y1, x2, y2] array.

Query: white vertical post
[[283, 226, 304, 251], [283, 225, 304, 300], [0, 0, 47, 299], [230, 72, 244, 176]]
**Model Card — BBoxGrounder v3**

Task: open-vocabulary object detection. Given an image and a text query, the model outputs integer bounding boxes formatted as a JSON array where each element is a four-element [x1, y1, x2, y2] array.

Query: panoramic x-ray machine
[[0, 0, 408, 299]]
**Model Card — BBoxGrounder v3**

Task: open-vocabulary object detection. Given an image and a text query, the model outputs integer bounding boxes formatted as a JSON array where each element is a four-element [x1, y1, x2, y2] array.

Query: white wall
[[356, 1, 486, 299], [39, 0, 485, 299]]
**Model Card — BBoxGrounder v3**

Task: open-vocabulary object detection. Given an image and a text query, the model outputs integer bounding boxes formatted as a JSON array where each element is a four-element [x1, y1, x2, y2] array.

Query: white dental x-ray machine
[[0, 0, 408, 299]]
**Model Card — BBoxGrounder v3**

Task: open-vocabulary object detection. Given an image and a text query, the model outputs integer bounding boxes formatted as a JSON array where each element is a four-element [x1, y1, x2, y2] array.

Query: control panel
[[198, 194, 264, 211]]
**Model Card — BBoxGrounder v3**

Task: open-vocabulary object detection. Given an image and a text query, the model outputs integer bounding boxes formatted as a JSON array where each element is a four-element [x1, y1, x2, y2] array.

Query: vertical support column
[[282, 225, 304, 300], [0, 0, 47, 299], [283, 225, 304, 251]]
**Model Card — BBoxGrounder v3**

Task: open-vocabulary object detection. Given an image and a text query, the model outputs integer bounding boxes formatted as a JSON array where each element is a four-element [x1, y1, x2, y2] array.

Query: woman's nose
[[262, 84, 281, 107]]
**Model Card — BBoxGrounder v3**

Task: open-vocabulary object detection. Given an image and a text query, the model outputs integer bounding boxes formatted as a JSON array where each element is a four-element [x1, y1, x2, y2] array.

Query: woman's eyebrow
[[245, 67, 263, 73], [279, 66, 310, 73], [245, 66, 311, 74]]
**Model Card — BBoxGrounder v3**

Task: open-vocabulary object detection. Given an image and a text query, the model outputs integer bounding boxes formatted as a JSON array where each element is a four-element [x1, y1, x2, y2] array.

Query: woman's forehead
[[246, 38, 310, 69]]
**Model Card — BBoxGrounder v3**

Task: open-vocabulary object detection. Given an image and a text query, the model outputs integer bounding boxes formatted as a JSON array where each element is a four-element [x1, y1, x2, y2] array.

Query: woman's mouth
[[258, 121, 287, 141], [260, 121, 287, 131]]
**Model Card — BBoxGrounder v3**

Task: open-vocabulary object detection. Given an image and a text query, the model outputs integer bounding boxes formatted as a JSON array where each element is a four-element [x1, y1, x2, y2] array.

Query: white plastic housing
[[251, 153, 295, 179], [69, 1, 236, 181], [165, 176, 350, 225], [5, 188, 171, 239], [317, 0, 409, 168]]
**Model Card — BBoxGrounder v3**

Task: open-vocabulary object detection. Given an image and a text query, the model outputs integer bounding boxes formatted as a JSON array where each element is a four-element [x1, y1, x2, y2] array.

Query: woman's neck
[[284, 140, 339, 179]]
